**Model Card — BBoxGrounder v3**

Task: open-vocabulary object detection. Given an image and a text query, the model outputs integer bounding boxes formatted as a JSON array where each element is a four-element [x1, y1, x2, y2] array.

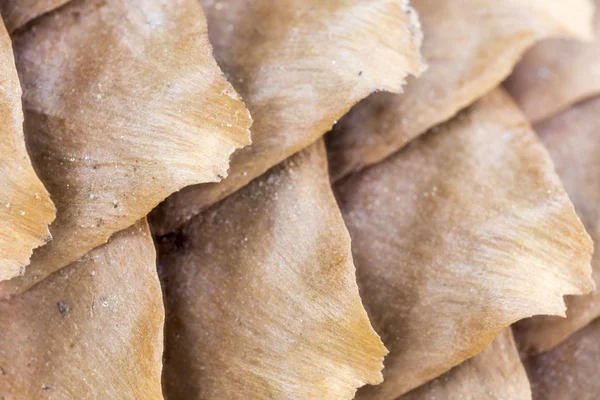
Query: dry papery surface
[[158, 140, 385, 400], [399, 329, 531, 400], [150, 0, 425, 235], [0, 220, 164, 399], [0, 18, 54, 281], [525, 317, 600, 400], [327, 0, 595, 181], [336, 89, 593, 400], [513, 96, 600, 354], [0, 0, 70, 33], [0, 0, 252, 298], [506, 0, 600, 125]]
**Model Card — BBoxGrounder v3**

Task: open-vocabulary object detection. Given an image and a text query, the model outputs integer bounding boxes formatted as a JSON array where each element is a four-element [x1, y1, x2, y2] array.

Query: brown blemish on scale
[[56, 301, 70, 317]]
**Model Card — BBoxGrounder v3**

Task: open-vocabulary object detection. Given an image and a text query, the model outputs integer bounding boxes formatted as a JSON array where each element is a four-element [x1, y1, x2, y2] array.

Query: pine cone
[[0, 1, 598, 399]]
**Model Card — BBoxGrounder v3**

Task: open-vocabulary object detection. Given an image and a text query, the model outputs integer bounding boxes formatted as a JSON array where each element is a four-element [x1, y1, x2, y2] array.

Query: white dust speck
[[537, 67, 553, 80]]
